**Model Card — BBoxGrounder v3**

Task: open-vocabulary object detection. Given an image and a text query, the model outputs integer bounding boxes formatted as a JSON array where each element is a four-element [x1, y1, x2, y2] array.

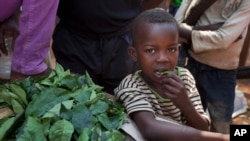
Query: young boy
[[114, 8, 229, 141]]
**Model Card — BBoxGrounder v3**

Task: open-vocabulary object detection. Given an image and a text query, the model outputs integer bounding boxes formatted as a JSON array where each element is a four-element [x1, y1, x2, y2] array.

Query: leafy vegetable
[[0, 64, 127, 141], [159, 70, 173, 76], [48, 119, 74, 141]]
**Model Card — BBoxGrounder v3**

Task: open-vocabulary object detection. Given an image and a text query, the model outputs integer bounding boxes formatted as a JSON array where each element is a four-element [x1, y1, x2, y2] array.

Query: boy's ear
[[128, 46, 137, 61]]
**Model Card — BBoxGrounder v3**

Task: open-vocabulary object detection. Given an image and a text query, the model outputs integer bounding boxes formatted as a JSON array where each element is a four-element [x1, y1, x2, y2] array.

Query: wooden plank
[[0, 107, 13, 119], [239, 23, 250, 66]]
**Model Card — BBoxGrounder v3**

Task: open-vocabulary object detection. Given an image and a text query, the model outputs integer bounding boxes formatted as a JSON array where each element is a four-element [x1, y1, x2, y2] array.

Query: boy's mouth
[[156, 70, 173, 76], [160, 70, 173, 75]]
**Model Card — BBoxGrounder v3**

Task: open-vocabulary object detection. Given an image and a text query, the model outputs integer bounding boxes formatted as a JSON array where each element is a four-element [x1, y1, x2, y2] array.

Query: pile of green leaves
[[0, 64, 127, 141]]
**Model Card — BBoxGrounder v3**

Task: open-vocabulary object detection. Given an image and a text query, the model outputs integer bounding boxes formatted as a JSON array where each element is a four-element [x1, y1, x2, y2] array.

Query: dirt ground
[[233, 79, 250, 124], [233, 49, 250, 124]]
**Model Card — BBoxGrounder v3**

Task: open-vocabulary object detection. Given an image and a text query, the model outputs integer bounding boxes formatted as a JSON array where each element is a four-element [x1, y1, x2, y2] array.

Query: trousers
[[52, 23, 138, 94], [0, 0, 59, 75], [187, 56, 236, 134]]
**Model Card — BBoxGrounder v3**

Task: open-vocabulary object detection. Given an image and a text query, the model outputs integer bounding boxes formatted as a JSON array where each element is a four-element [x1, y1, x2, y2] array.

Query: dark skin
[[180, 22, 242, 45], [179, 23, 224, 48], [128, 22, 229, 141]]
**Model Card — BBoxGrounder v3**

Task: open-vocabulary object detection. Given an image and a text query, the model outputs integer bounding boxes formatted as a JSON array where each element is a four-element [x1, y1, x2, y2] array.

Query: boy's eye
[[168, 48, 177, 53], [168, 43, 181, 53], [145, 48, 155, 54]]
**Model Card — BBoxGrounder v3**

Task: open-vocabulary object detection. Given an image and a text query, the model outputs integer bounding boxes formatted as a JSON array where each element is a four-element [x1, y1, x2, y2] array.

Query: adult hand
[[178, 22, 224, 45], [0, 15, 19, 56], [193, 22, 224, 31]]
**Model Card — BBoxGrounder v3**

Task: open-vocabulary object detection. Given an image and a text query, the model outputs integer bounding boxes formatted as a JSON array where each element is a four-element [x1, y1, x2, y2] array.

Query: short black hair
[[131, 8, 179, 44]]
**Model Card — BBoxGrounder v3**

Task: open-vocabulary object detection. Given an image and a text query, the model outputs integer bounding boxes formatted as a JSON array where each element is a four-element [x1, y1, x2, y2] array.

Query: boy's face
[[129, 22, 179, 86]]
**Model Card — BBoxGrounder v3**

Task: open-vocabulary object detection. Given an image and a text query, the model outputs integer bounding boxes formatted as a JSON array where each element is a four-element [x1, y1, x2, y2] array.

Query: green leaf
[[74, 89, 92, 103], [0, 117, 15, 140], [77, 75, 88, 86], [85, 71, 95, 86], [58, 75, 80, 90], [159, 70, 173, 76], [108, 115, 125, 130], [53, 64, 71, 85], [90, 126, 99, 141], [25, 88, 71, 117], [40, 118, 51, 137], [16, 117, 46, 141], [0, 63, 128, 140], [84, 93, 104, 107], [89, 100, 109, 115], [90, 91, 97, 100], [59, 105, 73, 121], [61, 100, 74, 110], [0, 89, 13, 105], [97, 114, 112, 130], [49, 119, 74, 141], [42, 100, 74, 119], [9, 83, 28, 105], [105, 130, 126, 141], [11, 99, 24, 114], [71, 104, 93, 134], [77, 128, 90, 141], [19, 79, 40, 100], [42, 103, 61, 118], [88, 85, 103, 93], [100, 131, 108, 141], [55, 63, 66, 74]]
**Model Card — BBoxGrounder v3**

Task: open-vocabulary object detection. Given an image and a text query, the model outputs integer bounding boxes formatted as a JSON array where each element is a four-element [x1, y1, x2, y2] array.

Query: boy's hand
[[159, 73, 193, 110]]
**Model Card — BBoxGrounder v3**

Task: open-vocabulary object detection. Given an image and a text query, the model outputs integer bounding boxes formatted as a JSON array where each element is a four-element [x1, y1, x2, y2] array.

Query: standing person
[[115, 8, 229, 141], [175, 0, 250, 133], [52, 0, 171, 95], [168, 0, 182, 16], [0, 0, 59, 80]]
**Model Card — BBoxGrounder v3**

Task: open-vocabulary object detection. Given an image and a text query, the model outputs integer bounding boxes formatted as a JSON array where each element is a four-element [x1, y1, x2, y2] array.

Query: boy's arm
[[159, 74, 209, 130], [131, 111, 229, 141], [177, 98, 210, 130]]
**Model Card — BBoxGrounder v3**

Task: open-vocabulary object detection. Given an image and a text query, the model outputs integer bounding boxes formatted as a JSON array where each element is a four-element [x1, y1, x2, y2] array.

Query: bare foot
[[10, 67, 52, 81]]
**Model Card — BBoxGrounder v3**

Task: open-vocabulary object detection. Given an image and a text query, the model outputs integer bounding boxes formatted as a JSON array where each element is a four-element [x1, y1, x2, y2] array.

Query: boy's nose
[[157, 52, 169, 62]]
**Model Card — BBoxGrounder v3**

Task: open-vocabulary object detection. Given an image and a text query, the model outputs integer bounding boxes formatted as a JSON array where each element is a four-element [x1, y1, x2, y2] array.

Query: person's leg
[[52, 23, 102, 82], [11, 0, 59, 80], [53, 26, 137, 94], [205, 69, 236, 134], [187, 58, 236, 134], [0, 0, 22, 22]]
